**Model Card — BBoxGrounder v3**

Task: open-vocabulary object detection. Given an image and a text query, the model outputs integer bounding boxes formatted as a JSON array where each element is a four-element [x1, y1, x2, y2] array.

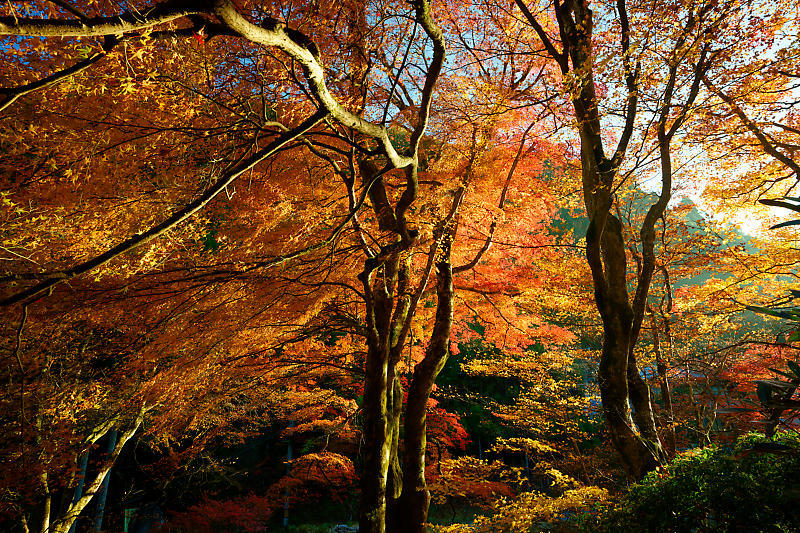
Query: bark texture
[[395, 220, 456, 533]]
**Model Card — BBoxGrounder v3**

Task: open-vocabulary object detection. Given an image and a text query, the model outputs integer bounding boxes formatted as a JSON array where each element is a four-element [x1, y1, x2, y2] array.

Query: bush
[[599, 433, 800, 532]]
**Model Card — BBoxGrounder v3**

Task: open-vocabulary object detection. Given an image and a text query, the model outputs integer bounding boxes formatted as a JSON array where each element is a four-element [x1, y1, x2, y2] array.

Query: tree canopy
[[1, 1, 799, 532]]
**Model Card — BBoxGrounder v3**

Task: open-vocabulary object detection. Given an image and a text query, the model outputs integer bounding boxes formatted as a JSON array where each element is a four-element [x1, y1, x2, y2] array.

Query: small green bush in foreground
[[597, 433, 800, 532]]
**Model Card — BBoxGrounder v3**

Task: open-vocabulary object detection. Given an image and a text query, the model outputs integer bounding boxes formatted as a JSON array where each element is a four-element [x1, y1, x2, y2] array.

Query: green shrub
[[598, 433, 800, 532]]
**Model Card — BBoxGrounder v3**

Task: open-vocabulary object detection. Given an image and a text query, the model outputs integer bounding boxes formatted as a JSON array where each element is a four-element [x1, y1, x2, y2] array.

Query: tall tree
[[0, 2, 446, 532], [507, 0, 746, 476]]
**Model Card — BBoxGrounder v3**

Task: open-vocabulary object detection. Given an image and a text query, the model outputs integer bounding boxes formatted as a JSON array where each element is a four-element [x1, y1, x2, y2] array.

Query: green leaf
[[200, 230, 219, 252], [788, 361, 800, 379], [76, 45, 94, 58], [788, 331, 800, 342], [777, 332, 787, 344]]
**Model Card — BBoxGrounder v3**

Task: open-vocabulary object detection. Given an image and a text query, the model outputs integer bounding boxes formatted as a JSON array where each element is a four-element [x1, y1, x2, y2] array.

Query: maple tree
[[501, 0, 800, 478], [0, 1, 554, 532], [2, 0, 800, 532]]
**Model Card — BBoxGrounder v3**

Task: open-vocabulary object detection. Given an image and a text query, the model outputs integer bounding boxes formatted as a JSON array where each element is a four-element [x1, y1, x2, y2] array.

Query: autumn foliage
[[1, 0, 799, 532]]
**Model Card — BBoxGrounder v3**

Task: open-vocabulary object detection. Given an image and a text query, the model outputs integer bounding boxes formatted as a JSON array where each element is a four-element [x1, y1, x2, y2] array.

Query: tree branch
[[704, 76, 800, 179], [1, 110, 328, 307], [0, 1, 202, 37], [0, 36, 117, 113], [211, 0, 414, 169], [454, 121, 535, 273], [514, 0, 568, 72]]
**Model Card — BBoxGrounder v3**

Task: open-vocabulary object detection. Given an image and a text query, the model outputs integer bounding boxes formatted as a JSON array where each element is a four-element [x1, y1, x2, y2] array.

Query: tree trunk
[[352, 0, 445, 522], [591, 211, 664, 478], [358, 294, 393, 533], [650, 307, 676, 457], [384, 376, 403, 532], [550, 0, 667, 478], [357, 153, 402, 533], [282, 421, 293, 528], [626, 357, 665, 465], [50, 418, 142, 533], [594, 288, 656, 478], [39, 473, 51, 533], [359, 244, 418, 533], [67, 452, 89, 533], [92, 429, 117, 532], [394, 221, 455, 533]]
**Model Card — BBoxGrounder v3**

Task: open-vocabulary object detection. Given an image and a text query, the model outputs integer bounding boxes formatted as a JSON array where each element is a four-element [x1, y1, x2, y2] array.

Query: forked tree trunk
[[349, 0, 444, 524], [539, 0, 665, 478], [587, 185, 666, 478], [356, 160, 417, 533], [543, 0, 716, 478], [592, 215, 662, 477]]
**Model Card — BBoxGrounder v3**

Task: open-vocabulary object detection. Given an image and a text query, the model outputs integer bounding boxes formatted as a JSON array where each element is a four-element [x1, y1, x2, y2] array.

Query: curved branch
[[610, 0, 638, 170], [395, 0, 447, 235], [211, 0, 413, 169], [406, 0, 445, 155]]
